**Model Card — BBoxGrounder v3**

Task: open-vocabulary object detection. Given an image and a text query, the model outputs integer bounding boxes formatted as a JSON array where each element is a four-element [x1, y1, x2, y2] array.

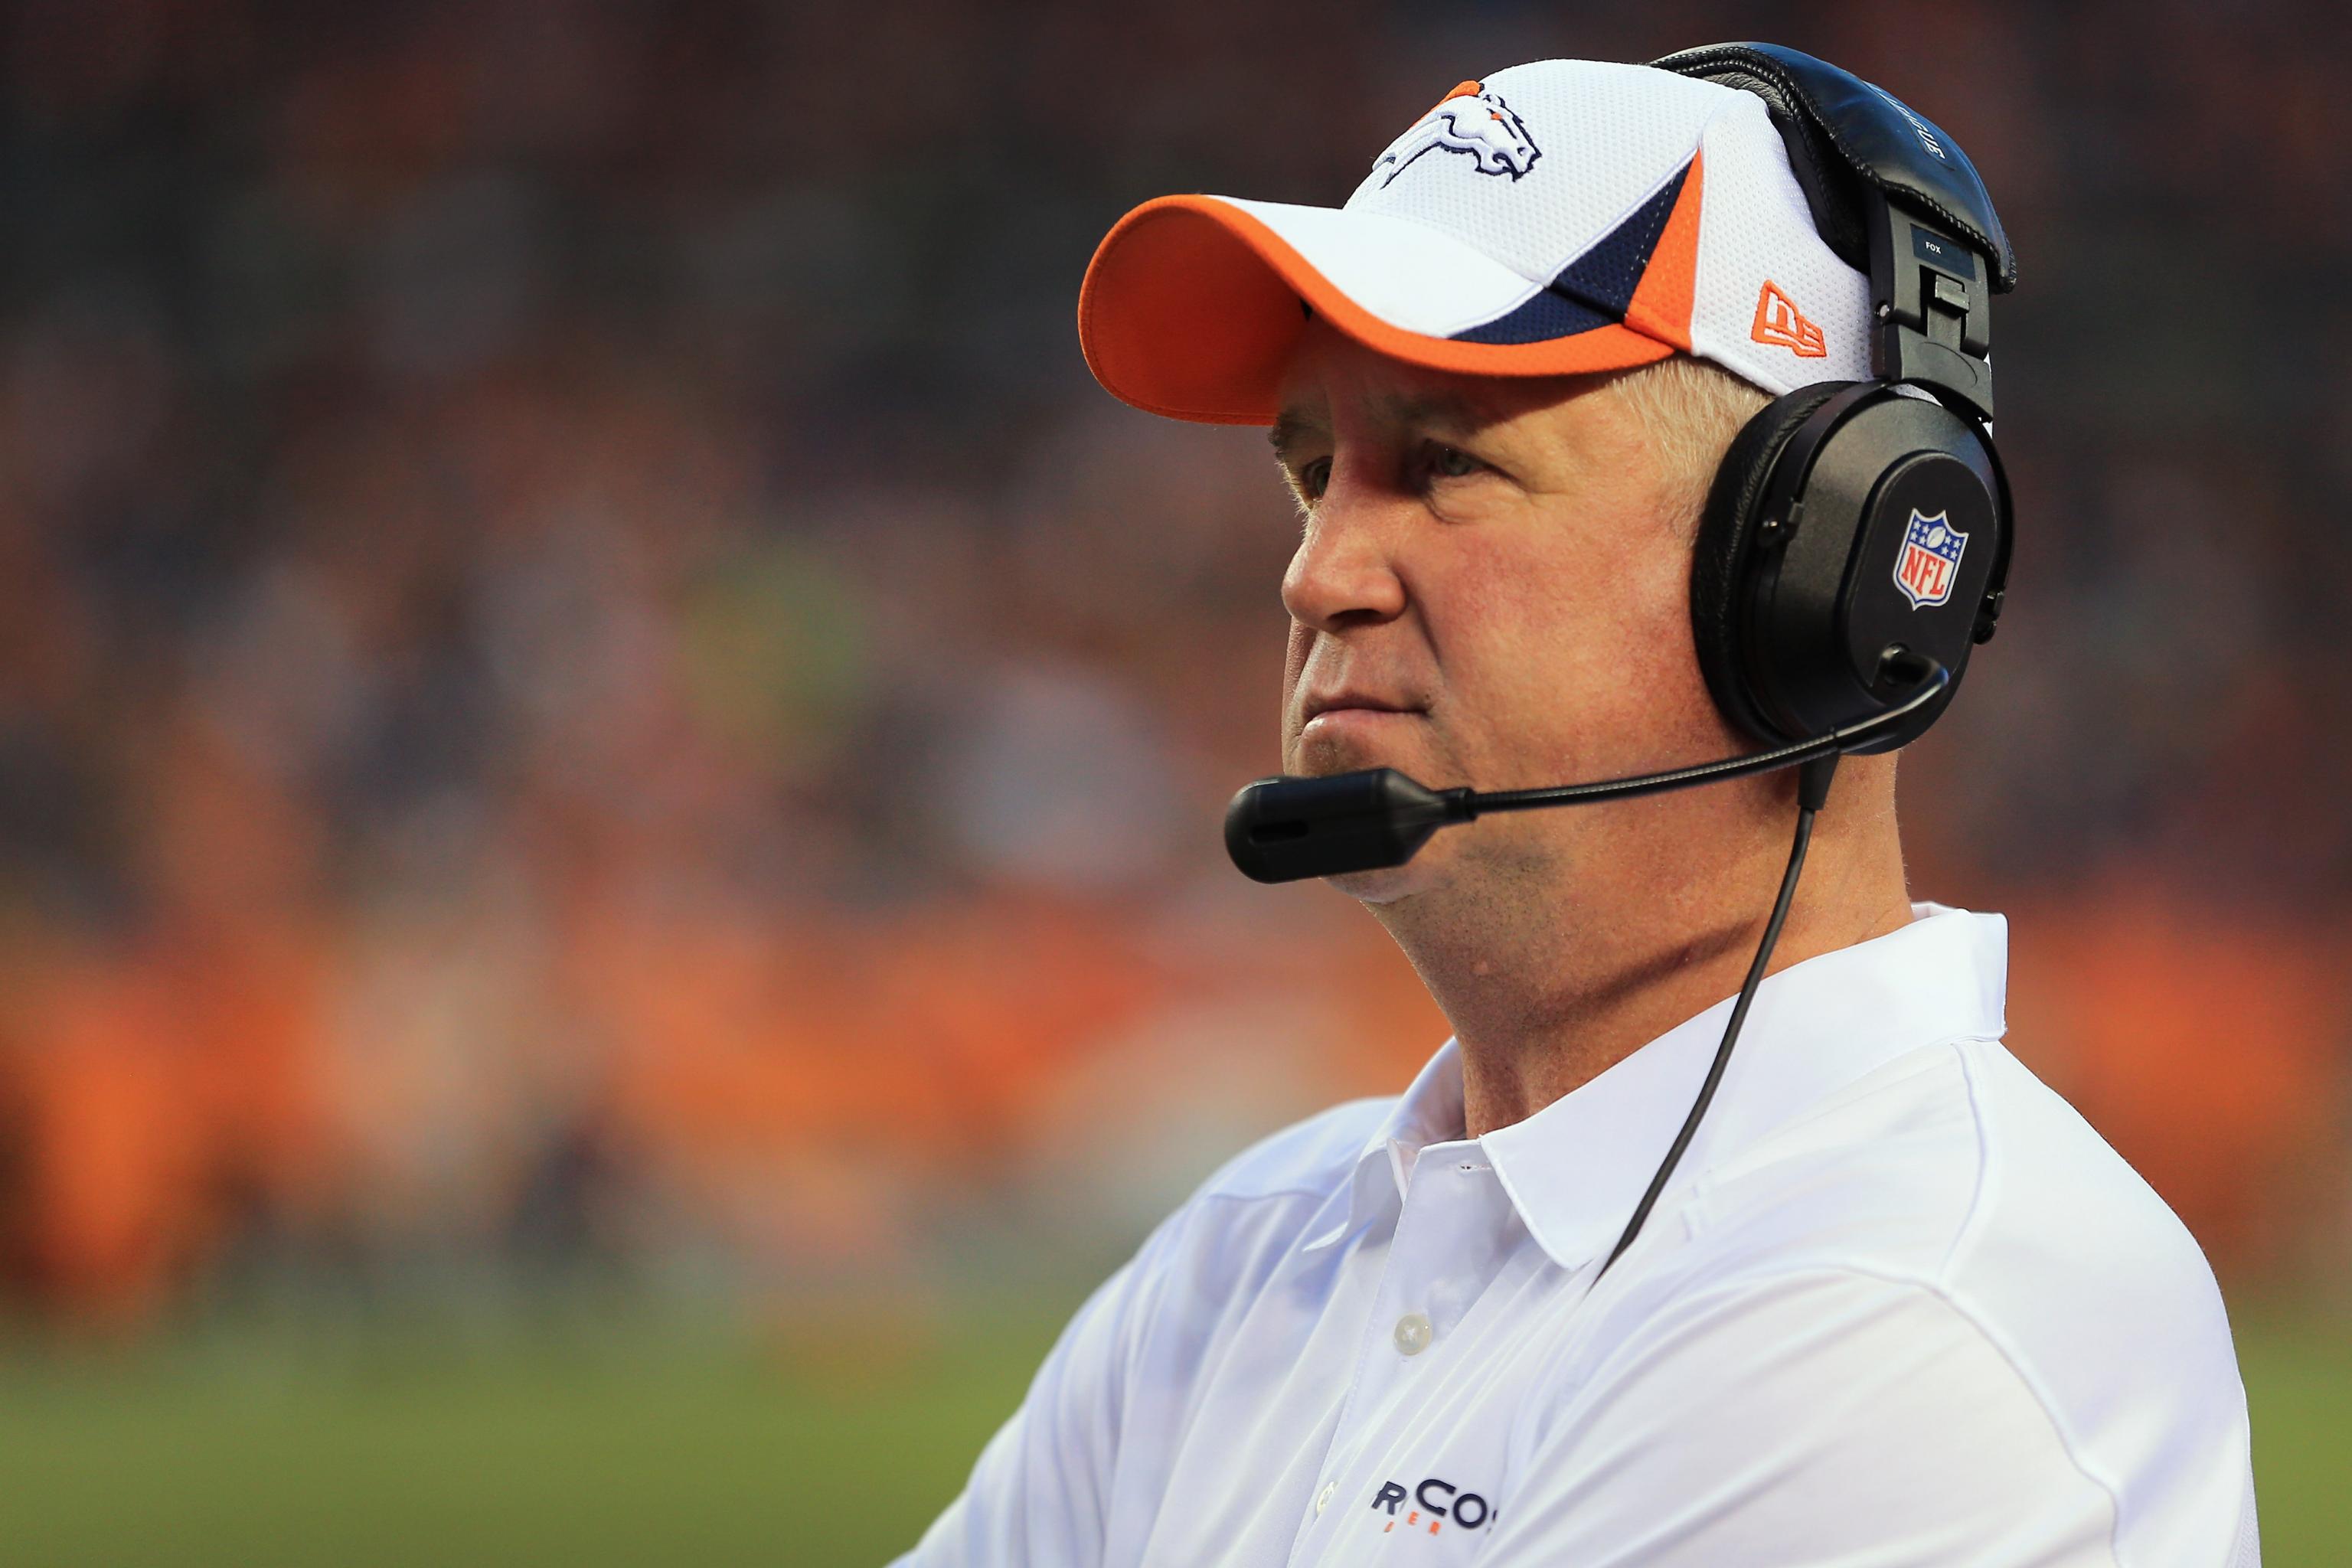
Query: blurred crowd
[[0, 0, 2346, 1328]]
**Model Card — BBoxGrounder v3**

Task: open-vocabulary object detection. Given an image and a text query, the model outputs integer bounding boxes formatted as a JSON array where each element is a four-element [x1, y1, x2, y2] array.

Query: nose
[[1280, 487, 1408, 634]]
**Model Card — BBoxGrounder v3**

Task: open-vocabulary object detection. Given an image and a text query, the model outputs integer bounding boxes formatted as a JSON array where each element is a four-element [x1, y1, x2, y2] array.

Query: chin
[[1324, 831, 1459, 906], [1325, 864, 1423, 905], [1330, 814, 1560, 910]]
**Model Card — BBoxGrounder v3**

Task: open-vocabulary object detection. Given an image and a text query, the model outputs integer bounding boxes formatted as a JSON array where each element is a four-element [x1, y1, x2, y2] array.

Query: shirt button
[[1315, 1481, 1337, 1514], [1393, 1312, 1434, 1356]]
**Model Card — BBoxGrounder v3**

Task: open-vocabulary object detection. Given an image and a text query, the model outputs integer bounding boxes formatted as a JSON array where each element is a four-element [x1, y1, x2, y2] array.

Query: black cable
[[1466, 658, 1945, 819], [1592, 753, 1838, 1280]]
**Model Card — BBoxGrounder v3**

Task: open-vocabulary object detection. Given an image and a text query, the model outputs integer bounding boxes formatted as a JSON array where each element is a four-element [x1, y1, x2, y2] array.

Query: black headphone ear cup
[[1690, 381, 1853, 743]]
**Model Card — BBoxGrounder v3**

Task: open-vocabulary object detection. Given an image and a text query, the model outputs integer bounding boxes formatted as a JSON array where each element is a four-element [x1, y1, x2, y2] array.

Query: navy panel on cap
[[1449, 289, 1615, 346], [1449, 160, 1692, 348], [1555, 162, 1691, 314]]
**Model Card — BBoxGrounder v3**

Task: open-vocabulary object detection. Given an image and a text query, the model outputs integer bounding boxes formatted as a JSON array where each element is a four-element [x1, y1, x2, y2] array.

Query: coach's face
[[1272, 318, 1746, 903]]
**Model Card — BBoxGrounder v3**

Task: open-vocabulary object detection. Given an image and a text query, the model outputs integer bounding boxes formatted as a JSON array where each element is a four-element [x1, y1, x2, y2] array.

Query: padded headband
[[1651, 42, 2014, 291]]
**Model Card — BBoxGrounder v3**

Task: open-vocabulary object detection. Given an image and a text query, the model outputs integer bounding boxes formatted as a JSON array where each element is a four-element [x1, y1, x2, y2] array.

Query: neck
[[1372, 767, 1914, 1139]]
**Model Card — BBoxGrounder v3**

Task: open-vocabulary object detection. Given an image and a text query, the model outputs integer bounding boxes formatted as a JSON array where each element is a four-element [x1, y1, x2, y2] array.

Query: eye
[[1294, 456, 1332, 504], [1428, 443, 1481, 481]]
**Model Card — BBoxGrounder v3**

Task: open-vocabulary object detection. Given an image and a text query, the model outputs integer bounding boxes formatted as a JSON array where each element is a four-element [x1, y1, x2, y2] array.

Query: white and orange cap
[[1079, 57, 1872, 424]]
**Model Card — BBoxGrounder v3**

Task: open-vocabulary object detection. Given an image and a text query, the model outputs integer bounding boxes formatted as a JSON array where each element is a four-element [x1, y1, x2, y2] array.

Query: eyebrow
[[1267, 390, 1496, 465], [1371, 390, 1492, 437], [1266, 411, 1325, 466]]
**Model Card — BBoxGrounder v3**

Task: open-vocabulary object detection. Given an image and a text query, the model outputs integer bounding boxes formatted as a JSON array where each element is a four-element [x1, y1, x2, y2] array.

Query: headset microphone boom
[[1224, 649, 1949, 887]]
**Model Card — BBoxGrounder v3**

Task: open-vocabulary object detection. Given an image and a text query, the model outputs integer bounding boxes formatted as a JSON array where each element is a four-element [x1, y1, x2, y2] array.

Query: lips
[[1300, 690, 1423, 725]]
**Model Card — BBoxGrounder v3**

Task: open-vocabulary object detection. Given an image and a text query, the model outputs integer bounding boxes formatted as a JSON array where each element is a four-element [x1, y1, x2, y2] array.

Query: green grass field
[[0, 1296, 2341, 1565]]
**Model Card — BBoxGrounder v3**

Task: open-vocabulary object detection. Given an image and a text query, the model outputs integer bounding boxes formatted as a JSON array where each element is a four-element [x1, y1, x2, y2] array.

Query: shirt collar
[[1300, 1038, 1469, 1252], [1302, 903, 2007, 1268]]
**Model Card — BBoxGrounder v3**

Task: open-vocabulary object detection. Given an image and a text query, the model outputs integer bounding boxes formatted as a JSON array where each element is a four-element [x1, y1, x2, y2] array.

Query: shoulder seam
[[1743, 1262, 2130, 1567], [1684, 1029, 1998, 1229], [1939, 1037, 2001, 1286], [1188, 1096, 1391, 1205], [1191, 1181, 1350, 1208]]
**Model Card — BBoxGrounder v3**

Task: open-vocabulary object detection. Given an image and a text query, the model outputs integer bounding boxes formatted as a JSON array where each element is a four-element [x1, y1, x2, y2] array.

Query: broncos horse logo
[[1371, 81, 1541, 188]]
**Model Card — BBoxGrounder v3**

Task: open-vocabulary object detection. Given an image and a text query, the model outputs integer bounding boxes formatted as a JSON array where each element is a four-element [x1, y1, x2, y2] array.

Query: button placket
[[1308, 1148, 1446, 1528], [1296, 1152, 1521, 1566], [1383, 1152, 1497, 1365], [1381, 1169, 1447, 1372]]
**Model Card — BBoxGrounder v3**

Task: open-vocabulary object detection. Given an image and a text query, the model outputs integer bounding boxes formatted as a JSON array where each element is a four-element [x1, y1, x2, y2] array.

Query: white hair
[[1606, 354, 1773, 531]]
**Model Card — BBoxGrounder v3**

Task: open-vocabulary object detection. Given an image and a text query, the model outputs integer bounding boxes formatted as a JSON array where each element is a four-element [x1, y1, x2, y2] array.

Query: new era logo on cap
[[1752, 281, 1826, 358], [1078, 57, 1873, 425]]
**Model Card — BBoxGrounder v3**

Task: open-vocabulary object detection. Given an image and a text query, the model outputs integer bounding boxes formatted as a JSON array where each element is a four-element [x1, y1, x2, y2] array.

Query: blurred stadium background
[[0, 0, 2345, 1562]]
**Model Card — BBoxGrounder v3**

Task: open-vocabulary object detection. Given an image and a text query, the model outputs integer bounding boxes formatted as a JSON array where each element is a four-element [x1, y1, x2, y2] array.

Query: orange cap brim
[[1076, 194, 1684, 426]]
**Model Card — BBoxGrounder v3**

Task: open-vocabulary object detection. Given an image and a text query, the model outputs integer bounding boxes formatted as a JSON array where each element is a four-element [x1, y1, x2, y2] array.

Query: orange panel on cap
[[1429, 79, 1484, 113], [1624, 149, 1703, 351], [1077, 195, 1677, 426]]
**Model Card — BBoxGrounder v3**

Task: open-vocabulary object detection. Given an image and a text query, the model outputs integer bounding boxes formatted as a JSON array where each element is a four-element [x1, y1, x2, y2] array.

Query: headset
[[1222, 44, 2016, 1276], [1668, 42, 2014, 756]]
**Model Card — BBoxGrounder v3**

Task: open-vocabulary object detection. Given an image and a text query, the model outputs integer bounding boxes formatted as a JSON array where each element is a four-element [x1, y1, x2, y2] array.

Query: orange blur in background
[[0, 0, 2348, 1331]]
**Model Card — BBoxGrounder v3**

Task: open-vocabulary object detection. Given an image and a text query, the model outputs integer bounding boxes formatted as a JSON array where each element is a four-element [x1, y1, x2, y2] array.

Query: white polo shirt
[[899, 905, 2259, 1566]]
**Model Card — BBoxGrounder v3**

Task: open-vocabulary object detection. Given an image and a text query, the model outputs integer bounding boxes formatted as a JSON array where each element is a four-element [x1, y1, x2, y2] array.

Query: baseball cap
[[1078, 58, 1873, 425]]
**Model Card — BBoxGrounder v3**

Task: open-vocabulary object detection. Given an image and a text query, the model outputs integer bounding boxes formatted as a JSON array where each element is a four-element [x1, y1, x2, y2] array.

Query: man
[[900, 54, 2256, 1566]]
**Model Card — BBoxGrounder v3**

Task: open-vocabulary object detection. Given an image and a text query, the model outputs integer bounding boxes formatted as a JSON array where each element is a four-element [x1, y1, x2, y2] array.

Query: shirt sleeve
[[890, 1210, 1182, 1568], [1478, 1267, 2125, 1566]]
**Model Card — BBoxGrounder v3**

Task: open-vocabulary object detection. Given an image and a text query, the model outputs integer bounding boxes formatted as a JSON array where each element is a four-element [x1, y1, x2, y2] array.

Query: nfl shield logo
[[1893, 509, 1968, 610]]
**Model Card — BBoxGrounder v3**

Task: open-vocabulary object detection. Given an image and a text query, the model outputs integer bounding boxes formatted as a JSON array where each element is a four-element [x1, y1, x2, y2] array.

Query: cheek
[[1281, 620, 1313, 707], [1423, 526, 1710, 764]]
